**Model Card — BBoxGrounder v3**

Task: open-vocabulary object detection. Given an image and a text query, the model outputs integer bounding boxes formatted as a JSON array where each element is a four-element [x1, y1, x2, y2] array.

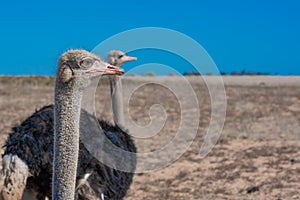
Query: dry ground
[[0, 76, 299, 199]]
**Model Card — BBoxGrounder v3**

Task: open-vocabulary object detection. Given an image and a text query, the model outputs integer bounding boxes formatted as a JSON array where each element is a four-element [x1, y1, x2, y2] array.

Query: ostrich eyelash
[[80, 58, 94, 68]]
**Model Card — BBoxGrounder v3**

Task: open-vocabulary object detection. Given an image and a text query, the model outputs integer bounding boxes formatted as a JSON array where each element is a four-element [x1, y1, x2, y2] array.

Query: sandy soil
[[0, 76, 299, 199]]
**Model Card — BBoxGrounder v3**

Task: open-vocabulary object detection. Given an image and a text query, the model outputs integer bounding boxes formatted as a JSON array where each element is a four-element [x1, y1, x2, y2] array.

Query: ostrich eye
[[118, 55, 124, 59], [80, 58, 94, 68]]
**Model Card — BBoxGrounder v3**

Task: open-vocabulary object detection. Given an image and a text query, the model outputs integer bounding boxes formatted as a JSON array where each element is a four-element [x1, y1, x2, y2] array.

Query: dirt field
[[0, 76, 299, 199]]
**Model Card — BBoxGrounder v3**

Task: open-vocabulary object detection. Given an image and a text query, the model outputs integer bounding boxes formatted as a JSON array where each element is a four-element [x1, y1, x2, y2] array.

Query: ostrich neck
[[109, 76, 125, 129], [53, 83, 83, 200]]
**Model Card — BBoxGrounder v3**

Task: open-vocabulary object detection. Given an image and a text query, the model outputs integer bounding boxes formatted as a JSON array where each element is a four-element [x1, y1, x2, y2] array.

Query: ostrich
[[0, 50, 137, 200], [52, 50, 126, 199], [107, 50, 137, 129]]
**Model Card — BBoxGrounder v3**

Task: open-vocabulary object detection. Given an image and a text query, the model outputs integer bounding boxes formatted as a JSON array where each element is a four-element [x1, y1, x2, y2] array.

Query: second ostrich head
[[107, 50, 137, 67]]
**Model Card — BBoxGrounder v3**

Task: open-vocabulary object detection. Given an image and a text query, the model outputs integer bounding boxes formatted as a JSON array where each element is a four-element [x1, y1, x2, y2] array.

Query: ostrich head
[[57, 49, 124, 88], [107, 50, 137, 67]]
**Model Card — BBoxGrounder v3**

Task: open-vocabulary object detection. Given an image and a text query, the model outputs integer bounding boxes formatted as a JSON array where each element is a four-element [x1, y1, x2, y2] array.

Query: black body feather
[[3, 105, 136, 200]]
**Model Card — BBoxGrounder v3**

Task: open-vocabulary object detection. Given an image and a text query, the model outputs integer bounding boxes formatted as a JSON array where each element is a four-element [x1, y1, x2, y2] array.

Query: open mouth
[[86, 61, 125, 76], [105, 65, 125, 75]]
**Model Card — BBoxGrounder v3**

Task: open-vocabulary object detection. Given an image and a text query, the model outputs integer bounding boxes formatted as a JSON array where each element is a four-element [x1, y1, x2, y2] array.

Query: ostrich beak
[[87, 60, 125, 76], [105, 65, 125, 75], [122, 55, 137, 63]]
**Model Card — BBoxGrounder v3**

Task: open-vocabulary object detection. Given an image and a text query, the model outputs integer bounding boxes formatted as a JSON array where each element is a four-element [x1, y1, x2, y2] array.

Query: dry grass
[[0, 76, 299, 199]]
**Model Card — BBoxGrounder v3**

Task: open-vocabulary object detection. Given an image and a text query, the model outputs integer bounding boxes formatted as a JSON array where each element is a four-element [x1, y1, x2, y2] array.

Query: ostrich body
[[0, 50, 136, 200], [107, 50, 137, 129]]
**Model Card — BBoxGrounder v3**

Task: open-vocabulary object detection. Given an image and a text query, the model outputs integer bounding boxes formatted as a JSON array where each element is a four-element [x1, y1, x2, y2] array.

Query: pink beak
[[122, 56, 137, 63], [87, 60, 125, 76], [104, 65, 125, 75]]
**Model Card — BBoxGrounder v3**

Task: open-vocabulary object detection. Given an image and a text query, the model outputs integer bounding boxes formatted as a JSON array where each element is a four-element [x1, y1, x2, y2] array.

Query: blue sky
[[0, 0, 299, 75]]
